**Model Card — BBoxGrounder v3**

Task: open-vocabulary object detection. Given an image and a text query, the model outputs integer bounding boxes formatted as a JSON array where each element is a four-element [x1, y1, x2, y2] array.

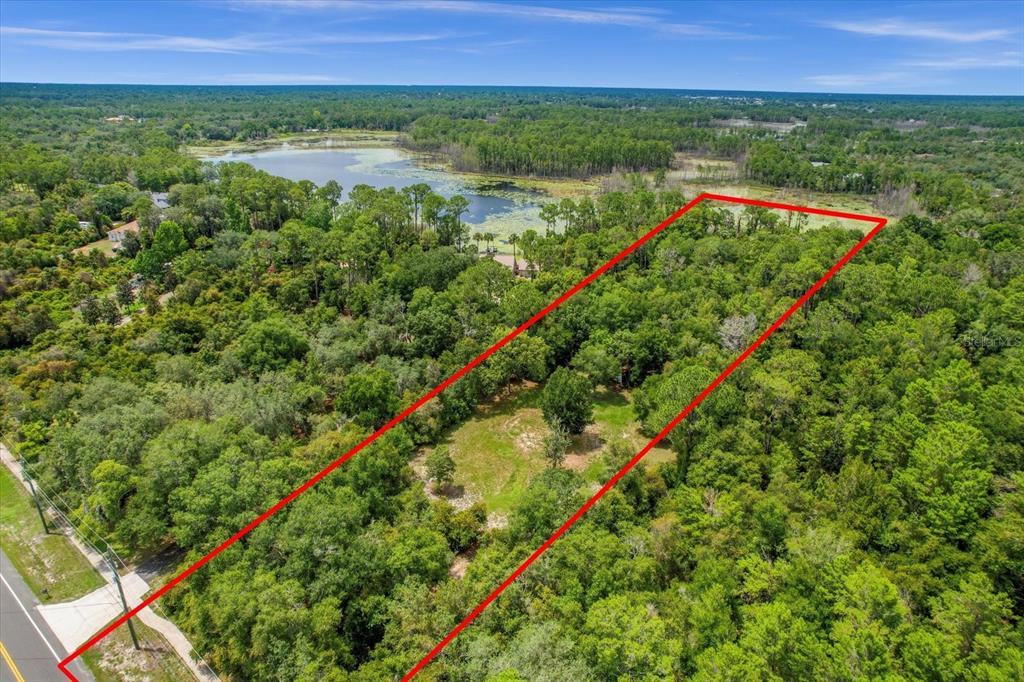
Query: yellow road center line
[[0, 640, 27, 682]]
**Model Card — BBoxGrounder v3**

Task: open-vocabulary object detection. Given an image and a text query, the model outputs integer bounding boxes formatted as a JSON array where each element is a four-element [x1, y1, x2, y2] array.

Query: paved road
[[0, 550, 94, 682]]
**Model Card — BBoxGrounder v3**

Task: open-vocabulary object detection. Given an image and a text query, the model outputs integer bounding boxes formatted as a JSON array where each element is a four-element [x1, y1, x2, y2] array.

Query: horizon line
[[1, 80, 1021, 98]]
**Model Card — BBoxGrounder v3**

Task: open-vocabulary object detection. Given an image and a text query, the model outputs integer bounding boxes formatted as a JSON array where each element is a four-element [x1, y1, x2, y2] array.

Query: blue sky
[[1, 1, 1021, 94]]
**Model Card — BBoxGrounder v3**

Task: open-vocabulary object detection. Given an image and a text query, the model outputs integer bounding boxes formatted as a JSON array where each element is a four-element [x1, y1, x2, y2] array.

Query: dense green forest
[[1, 85, 1023, 681]]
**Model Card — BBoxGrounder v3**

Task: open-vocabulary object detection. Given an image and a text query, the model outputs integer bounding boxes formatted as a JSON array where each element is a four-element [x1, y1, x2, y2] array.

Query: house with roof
[[150, 192, 169, 210], [107, 220, 140, 249]]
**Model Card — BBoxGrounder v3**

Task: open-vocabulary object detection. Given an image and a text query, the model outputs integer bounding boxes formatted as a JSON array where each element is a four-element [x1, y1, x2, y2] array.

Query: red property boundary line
[[58, 193, 886, 681]]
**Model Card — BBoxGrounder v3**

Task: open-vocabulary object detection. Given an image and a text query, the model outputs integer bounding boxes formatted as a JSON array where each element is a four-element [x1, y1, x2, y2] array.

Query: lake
[[201, 145, 547, 241]]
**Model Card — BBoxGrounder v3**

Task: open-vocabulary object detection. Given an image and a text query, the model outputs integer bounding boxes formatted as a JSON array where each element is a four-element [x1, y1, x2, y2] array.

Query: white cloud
[[903, 52, 1024, 69], [804, 71, 913, 88], [0, 25, 456, 54], [234, 0, 754, 38], [805, 51, 1020, 91], [1, 26, 251, 53], [823, 18, 1013, 43], [422, 37, 531, 55]]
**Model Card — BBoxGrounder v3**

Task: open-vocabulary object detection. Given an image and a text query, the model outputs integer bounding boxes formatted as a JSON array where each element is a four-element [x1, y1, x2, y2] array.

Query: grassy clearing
[[184, 128, 400, 155], [434, 384, 548, 514], [597, 161, 884, 231], [571, 389, 653, 483], [675, 181, 884, 231], [585, 388, 675, 474], [82, 618, 196, 682], [669, 153, 740, 183], [424, 384, 675, 514], [0, 465, 104, 602], [71, 237, 116, 257]]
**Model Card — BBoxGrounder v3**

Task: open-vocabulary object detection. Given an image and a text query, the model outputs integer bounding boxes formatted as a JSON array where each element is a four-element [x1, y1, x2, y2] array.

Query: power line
[[22, 463, 128, 567], [12, 452, 218, 679]]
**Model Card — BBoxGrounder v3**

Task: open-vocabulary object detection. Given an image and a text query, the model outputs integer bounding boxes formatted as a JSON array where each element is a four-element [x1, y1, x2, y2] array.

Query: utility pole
[[20, 458, 49, 534], [105, 552, 140, 650]]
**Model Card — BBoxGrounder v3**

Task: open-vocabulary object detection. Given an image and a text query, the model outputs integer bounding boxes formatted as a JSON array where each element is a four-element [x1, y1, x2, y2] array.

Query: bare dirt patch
[[449, 549, 476, 579], [513, 427, 544, 455], [712, 118, 806, 133], [564, 425, 605, 472]]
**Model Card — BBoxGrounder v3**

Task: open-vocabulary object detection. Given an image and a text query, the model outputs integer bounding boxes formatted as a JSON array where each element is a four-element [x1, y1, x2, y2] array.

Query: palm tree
[[484, 232, 496, 252], [508, 233, 519, 272], [473, 231, 483, 253]]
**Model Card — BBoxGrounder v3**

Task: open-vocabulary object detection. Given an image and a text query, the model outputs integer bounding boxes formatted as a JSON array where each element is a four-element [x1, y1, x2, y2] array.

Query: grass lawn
[[82, 617, 196, 682], [588, 388, 676, 471], [71, 237, 116, 257], [432, 383, 548, 514], [424, 384, 676, 515], [0, 465, 104, 602]]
